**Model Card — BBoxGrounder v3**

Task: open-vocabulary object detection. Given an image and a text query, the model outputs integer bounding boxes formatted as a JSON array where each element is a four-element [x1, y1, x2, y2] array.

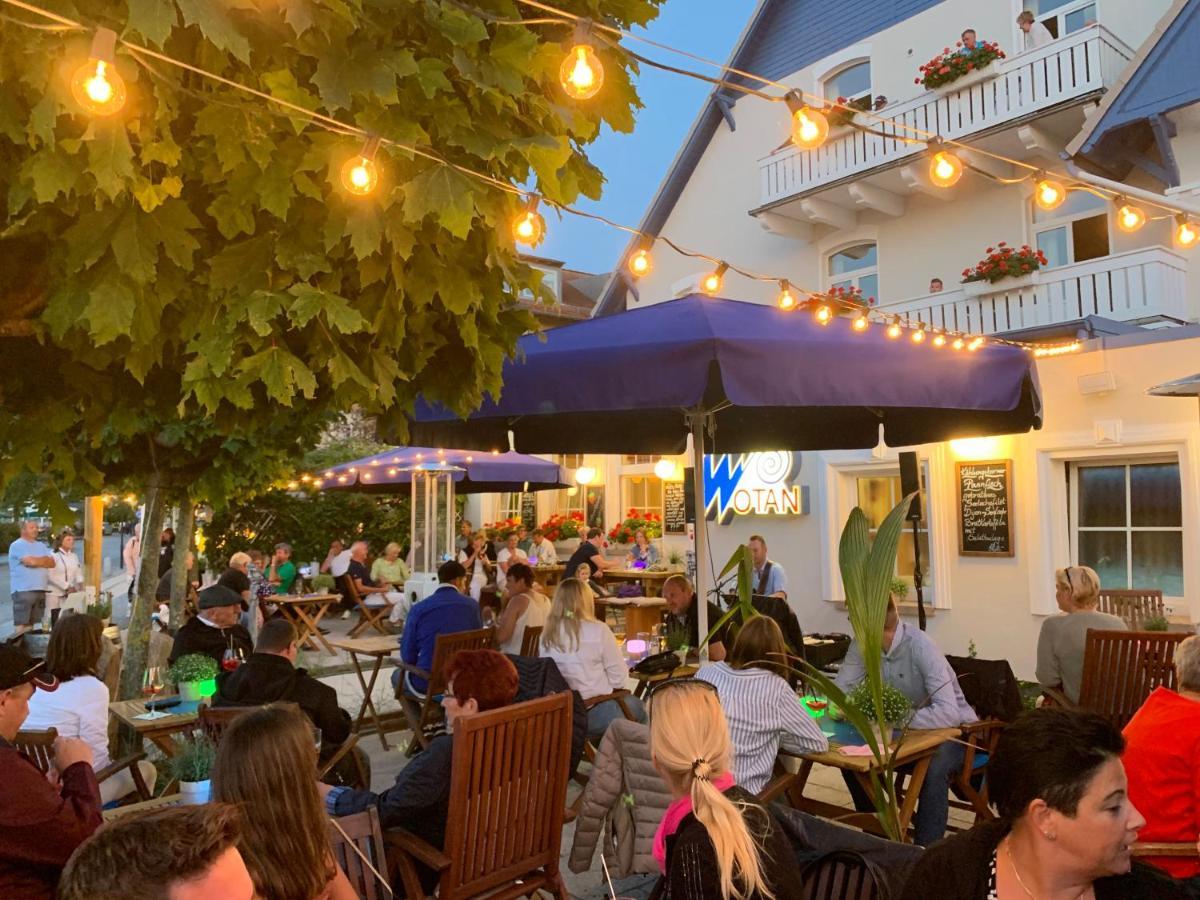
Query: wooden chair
[[520, 624, 543, 657], [14, 728, 152, 802], [386, 692, 573, 899], [197, 704, 256, 744], [395, 628, 495, 754], [317, 733, 370, 790], [337, 574, 391, 639], [1098, 589, 1165, 629], [1073, 629, 1187, 730], [328, 808, 391, 900], [799, 849, 885, 900]]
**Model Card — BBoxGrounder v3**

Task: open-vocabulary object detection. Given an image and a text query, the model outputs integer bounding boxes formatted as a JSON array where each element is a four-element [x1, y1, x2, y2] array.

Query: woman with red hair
[[321, 649, 519, 892]]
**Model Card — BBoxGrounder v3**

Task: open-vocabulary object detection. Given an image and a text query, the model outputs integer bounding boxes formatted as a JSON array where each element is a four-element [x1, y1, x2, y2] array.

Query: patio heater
[[400, 462, 463, 608]]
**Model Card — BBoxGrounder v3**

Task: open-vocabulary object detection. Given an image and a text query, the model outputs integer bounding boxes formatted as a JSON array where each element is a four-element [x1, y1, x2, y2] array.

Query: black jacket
[[167, 616, 253, 668], [506, 653, 587, 780], [899, 819, 1186, 900], [213, 652, 351, 753], [654, 787, 803, 900]]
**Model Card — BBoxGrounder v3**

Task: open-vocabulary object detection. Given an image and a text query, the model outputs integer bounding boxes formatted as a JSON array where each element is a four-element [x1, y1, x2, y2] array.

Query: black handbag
[[631, 650, 680, 676]]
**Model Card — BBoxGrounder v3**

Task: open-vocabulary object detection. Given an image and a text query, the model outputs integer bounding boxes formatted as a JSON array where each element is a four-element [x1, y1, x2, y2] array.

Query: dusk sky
[[537, 0, 759, 274]]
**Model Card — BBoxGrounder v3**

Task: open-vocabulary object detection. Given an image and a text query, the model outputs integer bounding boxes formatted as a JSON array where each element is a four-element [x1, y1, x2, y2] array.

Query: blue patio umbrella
[[315, 447, 569, 494], [408, 295, 1043, 641]]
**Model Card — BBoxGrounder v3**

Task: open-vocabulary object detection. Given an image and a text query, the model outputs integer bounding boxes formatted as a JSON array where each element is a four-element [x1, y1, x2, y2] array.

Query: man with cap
[[0, 643, 102, 898], [168, 584, 254, 668]]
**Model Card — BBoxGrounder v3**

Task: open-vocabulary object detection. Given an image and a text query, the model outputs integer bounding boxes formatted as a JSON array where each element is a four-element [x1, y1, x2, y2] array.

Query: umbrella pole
[[690, 413, 711, 664]]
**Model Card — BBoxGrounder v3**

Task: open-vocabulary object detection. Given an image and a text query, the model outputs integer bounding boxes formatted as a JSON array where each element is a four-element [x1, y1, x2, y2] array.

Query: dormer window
[[823, 60, 871, 104]]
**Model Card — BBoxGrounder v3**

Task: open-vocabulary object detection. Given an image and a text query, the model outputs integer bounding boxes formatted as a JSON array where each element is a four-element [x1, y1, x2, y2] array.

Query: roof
[[996, 315, 1146, 343], [1148, 372, 1200, 396], [1066, 0, 1200, 173], [595, 0, 947, 317]]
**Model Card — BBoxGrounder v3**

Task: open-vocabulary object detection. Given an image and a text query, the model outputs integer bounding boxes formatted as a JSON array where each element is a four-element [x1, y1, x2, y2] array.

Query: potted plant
[[918, 41, 1006, 93], [87, 595, 113, 627], [889, 576, 909, 602], [1142, 615, 1170, 632], [606, 509, 664, 545], [310, 573, 335, 593], [846, 681, 913, 747], [664, 619, 691, 666], [169, 735, 216, 803], [822, 94, 874, 139], [485, 517, 523, 541], [169, 653, 220, 702], [961, 242, 1047, 297], [666, 548, 685, 573], [539, 512, 585, 554]]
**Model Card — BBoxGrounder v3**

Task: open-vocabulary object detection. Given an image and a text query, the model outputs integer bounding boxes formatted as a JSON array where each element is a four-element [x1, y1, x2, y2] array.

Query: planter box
[[962, 270, 1038, 297], [178, 678, 217, 702], [554, 538, 580, 557], [931, 64, 998, 95]]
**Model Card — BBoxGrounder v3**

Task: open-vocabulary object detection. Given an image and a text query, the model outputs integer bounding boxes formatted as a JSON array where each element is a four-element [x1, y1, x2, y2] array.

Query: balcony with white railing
[[757, 25, 1133, 210], [875, 248, 1192, 336]]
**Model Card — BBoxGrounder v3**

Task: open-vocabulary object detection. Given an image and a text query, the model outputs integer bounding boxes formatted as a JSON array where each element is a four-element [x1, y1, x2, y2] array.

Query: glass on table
[[140, 666, 168, 719], [801, 685, 829, 717]]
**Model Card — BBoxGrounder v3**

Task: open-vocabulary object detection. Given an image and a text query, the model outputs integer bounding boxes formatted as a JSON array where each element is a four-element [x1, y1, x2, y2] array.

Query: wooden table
[[109, 697, 202, 757], [532, 564, 566, 590], [327, 634, 401, 750], [602, 595, 667, 638], [273, 593, 342, 655], [102, 794, 185, 821], [629, 663, 698, 699], [603, 569, 672, 597], [780, 719, 958, 842]]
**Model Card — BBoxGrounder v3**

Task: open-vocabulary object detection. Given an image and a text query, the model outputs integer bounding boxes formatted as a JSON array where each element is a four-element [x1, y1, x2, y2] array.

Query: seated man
[[394, 560, 482, 697], [213, 618, 355, 777], [57, 804, 254, 900], [1123, 635, 1200, 881], [661, 573, 730, 662], [834, 597, 978, 846], [0, 644, 101, 899], [528, 528, 557, 566], [495, 531, 529, 594], [168, 584, 254, 668], [325, 649, 519, 892], [345, 540, 397, 611], [564, 528, 617, 581]]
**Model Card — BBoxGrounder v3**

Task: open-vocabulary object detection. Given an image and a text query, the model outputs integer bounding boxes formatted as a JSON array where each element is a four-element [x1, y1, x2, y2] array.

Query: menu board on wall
[[519, 492, 537, 530], [957, 460, 1014, 557], [663, 481, 687, 535]]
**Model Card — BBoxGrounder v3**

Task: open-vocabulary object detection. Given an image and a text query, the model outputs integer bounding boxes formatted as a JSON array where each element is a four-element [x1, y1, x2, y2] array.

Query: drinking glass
[[222, 646, 243, 672], [803, 686, 829, 717], [142, 667, 166, 718]]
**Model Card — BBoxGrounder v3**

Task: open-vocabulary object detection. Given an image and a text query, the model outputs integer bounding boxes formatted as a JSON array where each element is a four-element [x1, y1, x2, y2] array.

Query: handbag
[[631, 650, 680, 676]]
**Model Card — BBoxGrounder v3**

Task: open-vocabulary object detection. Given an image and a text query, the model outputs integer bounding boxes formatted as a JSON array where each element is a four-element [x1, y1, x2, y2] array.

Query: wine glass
[[222, 646, 242, 672], [142, 667, 165, 718], [804, 686, 829, 717]]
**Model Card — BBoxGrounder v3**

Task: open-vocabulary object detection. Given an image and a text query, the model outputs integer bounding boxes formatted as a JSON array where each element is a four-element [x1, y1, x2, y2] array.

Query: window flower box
[[933, 64, 998, 95], [961, 242, 1047, 297], [962, 271, 1038, 297], [918, 41, 1006, 93]]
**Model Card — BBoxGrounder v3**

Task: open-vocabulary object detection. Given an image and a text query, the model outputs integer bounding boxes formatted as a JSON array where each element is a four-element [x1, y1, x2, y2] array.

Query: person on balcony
[[1036, 565, 1125, 705], [959, 28, 982, 52], [1018, 11, 1055, 49], [929, 277, 944, 293]]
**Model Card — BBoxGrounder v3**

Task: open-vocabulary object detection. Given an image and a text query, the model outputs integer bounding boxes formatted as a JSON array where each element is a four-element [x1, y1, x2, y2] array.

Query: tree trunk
[[169, 499, 194, 627], [118, 474, 165, 703]]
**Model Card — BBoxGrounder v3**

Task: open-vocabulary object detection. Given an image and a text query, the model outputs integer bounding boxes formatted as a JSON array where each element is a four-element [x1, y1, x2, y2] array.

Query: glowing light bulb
[[911, 326, 926, 344], [1035, 179, 1066, 211], [71, 31, 127, 116], [952, 337, 965, 351], [932, 331, 947, 348], [814, 304, 832, 325], [886, 318, 902, 339], [1174, 219, 1199, 249], [512, 199, 546, 246], [654, 459, 677, 480], [929, 150, 963, 188], [791, 107, 829, 150], [852, 313, 869, 331], [629, 248, 653, 278], [968, 337, 985, 352], [702, 263, 728, 296], [340, 155, 378, 195], [575, 465, 597, 485], [777, 282, 798, 311], [1116, 204, 1146, 233], [560, 44, 604, 100]]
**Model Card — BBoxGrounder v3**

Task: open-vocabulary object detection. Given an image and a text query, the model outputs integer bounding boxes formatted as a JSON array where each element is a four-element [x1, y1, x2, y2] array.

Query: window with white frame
[[621, 454, 662, 465], [855, 469, 931, 588], [828, 243, 879, 305], [558, 453, 584, 470], [823, 60, 871, 104], [1032, 0, 1097, 39], [556, 485, 605, 529], [1069, 459, 1184, 598], [621, 475, 663, 519], [1033, 190, 1110, 268], [497, 492, 522, 521]]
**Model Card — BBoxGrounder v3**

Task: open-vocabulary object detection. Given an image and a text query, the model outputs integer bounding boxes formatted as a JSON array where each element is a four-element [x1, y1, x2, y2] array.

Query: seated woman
[[322, 650, 519, 893], [493, 562, 550, 655], [213, 705, 356, 900], [649, 679, 803, 899], [1122, 634, 1200, 883], [695, 615, 827, 795], [625, 529, 659, 568], [458, 531, 493, 602], [1037, 566, 1125, 703], [539, 578, 644, 741], [899, 707, 1185, 899], [24, 613, 158, 805]]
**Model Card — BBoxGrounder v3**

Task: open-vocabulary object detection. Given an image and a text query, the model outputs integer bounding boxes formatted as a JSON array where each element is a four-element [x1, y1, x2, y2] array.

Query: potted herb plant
[[169, 735, 216, 803], [664, 619, 691, 666], [310, 573, 335, 593], [169, 653, 220, 702], [961, 242, 1047, 296], [889, 577, 910, 602], [847, 681, 913, 747]]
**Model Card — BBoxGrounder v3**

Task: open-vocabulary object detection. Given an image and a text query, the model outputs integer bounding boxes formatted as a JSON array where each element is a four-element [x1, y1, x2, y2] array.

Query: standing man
[[266, 542, 297, 595], [455, 520, 473, 556], [6, 521, 54, 641], [564, 528, 617, 580], [495, 532, 529, 594], [1017, 10, 1054, 49], [747, 534, 787, 600]]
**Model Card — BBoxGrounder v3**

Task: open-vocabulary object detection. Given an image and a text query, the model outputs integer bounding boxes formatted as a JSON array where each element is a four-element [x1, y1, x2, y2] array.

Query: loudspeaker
[[899, 451, 922, 521]]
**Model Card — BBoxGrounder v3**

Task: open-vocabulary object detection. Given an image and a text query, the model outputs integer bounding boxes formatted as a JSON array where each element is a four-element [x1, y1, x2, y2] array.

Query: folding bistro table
[[272, 593, 342, 654], [326, 634, 401, 749]]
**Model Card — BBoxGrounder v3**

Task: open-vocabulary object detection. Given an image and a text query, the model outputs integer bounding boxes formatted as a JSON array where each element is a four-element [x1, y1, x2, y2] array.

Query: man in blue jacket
[[393, 560, 481, 697]]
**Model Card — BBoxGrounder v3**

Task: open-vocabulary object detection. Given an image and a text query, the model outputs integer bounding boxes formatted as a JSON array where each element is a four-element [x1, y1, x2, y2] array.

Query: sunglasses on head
[[647, 675, 718, 703]]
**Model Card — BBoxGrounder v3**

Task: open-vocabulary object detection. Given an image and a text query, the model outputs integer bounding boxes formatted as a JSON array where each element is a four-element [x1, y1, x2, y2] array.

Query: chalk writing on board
[[664, 482, 687, 535], [957, 461, 1013, 557], [519, 493, 537, 530]]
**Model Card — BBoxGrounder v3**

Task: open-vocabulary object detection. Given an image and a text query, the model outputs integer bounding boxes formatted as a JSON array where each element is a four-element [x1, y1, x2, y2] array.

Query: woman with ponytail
[[649, 680, 801, 900]]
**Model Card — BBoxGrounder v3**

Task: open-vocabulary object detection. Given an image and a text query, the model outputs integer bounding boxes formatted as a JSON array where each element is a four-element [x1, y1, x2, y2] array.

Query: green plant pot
[[179, 678, 217, 702]]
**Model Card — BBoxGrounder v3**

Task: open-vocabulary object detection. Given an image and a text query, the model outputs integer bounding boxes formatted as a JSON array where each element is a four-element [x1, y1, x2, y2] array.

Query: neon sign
[[703, 452, 803, 522]]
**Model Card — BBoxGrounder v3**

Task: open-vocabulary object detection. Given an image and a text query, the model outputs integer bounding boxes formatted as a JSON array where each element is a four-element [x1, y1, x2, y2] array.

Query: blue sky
[[537, 0, 759, 274]]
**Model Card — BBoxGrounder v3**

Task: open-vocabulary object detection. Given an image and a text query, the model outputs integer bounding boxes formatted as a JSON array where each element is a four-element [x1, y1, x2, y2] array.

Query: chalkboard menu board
[[663, 481, 687, 534], [957, 460, 1014, 557], [519, 493, 537, 530]]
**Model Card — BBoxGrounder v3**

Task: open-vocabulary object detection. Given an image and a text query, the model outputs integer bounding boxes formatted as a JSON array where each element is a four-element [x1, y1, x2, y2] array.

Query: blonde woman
[[540, 578, 644, 739], [370, 541, 411, 588], [1037, 566, 1126, 704], [649, 681, 802, 899]]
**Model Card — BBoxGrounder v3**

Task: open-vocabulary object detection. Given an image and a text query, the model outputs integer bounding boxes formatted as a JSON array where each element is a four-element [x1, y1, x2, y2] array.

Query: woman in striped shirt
[[696, 615, 828, 795]]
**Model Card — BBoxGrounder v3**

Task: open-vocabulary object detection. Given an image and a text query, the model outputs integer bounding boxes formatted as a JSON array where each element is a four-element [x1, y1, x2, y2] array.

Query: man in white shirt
[[527, 528, 557, 566], [495, 532, 528, 593], [1017, 10, 1054, 49]]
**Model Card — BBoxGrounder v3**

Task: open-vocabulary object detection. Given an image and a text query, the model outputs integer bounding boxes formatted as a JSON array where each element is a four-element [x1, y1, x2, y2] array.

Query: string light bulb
[[560, 23, 604, 100], [814, 304, 833, 325], [340, 136, 380, 196], [968, 337, 986, 352], [785, 92, 829, 150], [852, 311, 870, 331], [886, 317, 903, 339], [1034, 178, 1067, 211], [776, 281, 798, 311], [1116, 202, 1146, 233], [1174, 216, 1199, 249], [702, 263, 729, 295], [629, 247, 653, 278], [71, 29, 126, 116], [512, 196, 546, 246], [911, 324, 926, 344], [952, 336, 965, 351], [932, 330, 947, 348], [929, 150, 964, 188]]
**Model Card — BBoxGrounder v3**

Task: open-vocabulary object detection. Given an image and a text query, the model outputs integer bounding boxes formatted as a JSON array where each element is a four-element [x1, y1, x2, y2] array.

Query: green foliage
[[204, 489, 408, 570], [664, 617, 690, 652], [169, 652, 219, 684], [1142, 615, 1170, 632], [0, 0, 664, 506], [105, 500, 137, 526], [87, 596, 113, 620], [168, 734, 216, 783], [846, 681, 912, 724], [889, 576, 909, 599], [310, 573, 335, 593], [703, 543, 755, 650], [301, 436, 389, 474]]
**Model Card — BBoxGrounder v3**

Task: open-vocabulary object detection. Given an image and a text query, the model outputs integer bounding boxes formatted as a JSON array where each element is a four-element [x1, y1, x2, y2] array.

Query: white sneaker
[[341, 610, 351, 620]]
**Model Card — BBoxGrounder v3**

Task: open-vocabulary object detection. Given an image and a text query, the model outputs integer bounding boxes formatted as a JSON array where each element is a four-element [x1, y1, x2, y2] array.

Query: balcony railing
[[876, 247, 1191, 335], [759, 25, 1133, 206]]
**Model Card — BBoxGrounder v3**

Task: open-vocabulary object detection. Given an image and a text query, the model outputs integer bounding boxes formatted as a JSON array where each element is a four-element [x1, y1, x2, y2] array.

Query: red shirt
[[1122, 686, 1200, 879]]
